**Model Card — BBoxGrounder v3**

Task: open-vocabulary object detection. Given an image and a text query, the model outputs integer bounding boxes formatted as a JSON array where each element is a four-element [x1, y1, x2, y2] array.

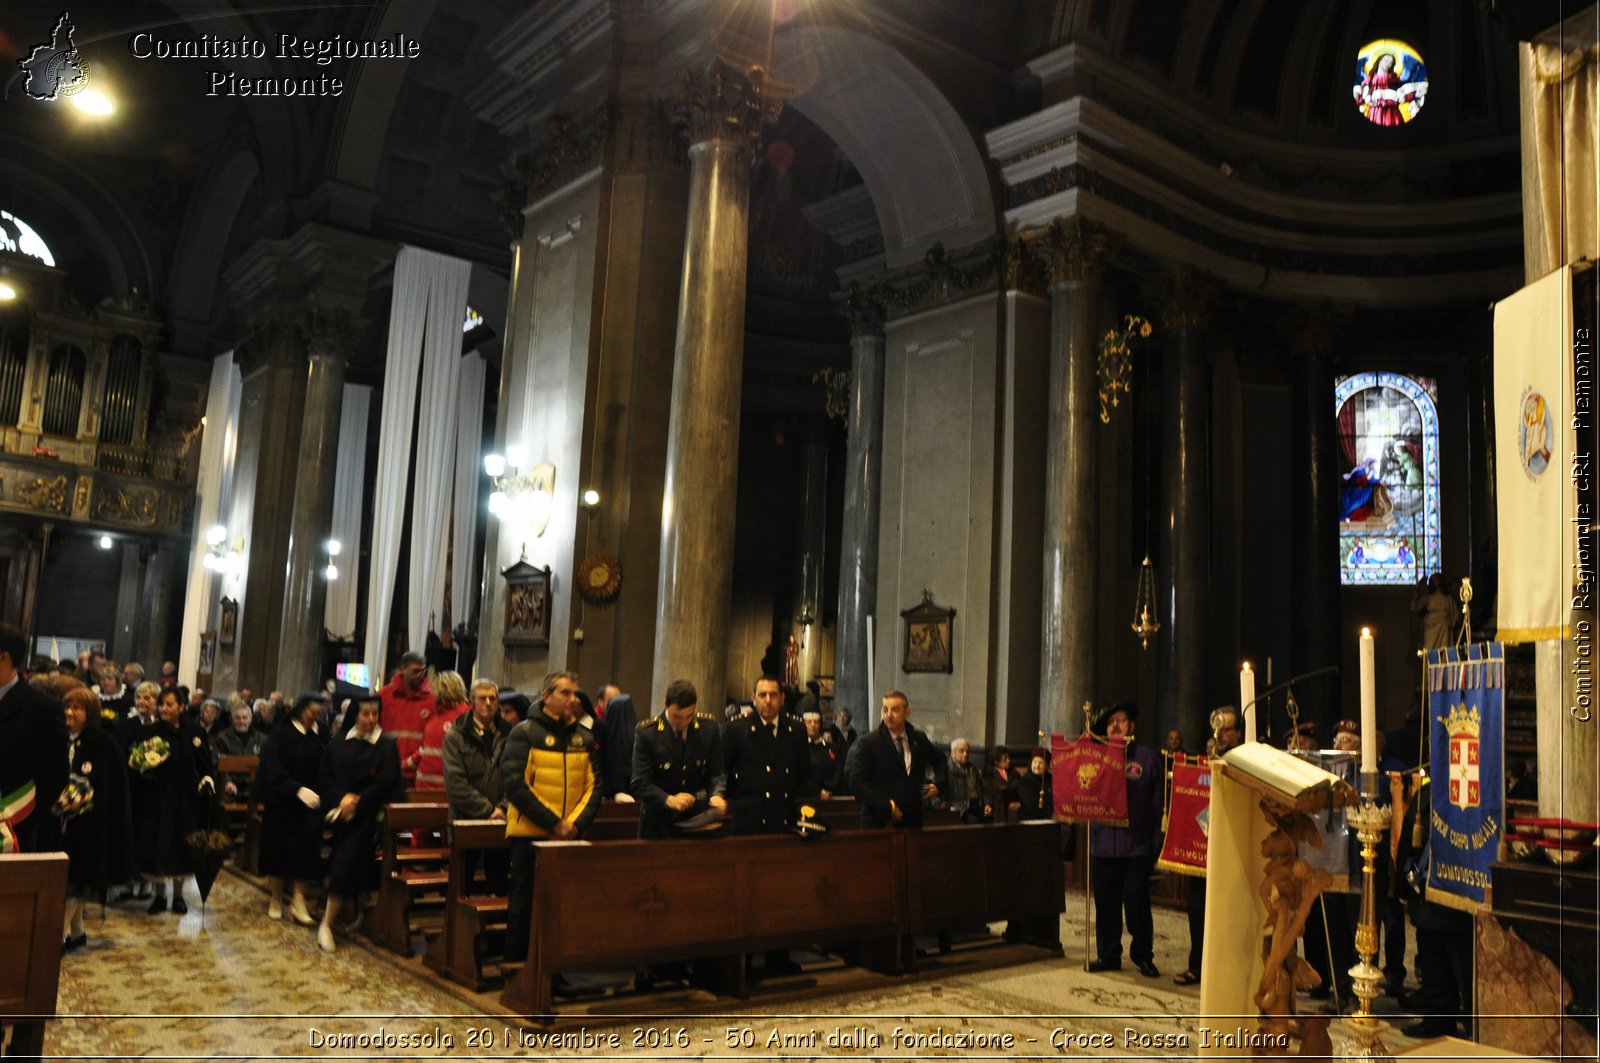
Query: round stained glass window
[[1353, 40, 1429, 126]]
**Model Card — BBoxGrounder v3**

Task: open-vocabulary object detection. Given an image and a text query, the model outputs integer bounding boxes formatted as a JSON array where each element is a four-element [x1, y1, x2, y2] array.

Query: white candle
[[1359, 627, 1376, 776], [1239, 661, 1256, 745]]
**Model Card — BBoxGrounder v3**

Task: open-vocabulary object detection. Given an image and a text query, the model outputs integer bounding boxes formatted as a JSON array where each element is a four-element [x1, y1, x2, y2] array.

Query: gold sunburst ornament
[[1098, 314, 1153, 423], [577, 552, 622, 603]]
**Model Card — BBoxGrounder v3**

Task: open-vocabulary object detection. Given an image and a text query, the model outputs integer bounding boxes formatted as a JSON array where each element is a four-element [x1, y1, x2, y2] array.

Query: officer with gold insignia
[[722, 674, 817, 836], [628, 679, 727, 839]]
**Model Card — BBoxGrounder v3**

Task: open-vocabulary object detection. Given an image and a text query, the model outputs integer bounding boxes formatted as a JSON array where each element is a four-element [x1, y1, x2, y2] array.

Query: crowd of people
[[0, 622, 1474, 1031]]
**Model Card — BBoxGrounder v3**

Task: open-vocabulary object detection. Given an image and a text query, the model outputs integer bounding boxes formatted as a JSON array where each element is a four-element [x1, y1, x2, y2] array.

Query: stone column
[[791, 420, 829, 684], [650, 62, 779, 710], [1037, 218, 1107, 737], [834, 286, 886, 722], [1287, 308, 1343, 728], [274, 313, 350, 695], [1156, 271, 1218, 745]]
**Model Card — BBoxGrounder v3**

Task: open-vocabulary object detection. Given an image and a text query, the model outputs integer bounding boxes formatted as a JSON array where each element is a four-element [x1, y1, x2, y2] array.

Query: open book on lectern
[[1220, 743, 1351, 807]]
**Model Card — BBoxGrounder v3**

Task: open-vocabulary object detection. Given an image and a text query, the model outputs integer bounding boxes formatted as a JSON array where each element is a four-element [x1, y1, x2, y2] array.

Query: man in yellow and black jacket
[[500, 670, 600, 963]]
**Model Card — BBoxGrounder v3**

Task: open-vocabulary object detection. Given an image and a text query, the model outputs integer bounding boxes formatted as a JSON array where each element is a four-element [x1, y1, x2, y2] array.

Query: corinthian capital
[[675, 59, 784, 161], [838, 283, 887, 336], [1033, 216, 1109, 286]]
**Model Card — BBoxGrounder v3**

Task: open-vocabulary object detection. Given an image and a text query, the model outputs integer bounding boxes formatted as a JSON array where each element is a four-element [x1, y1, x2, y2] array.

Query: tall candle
[[1239, 661, 1256, 745], [1359, 627, 1376, 776]]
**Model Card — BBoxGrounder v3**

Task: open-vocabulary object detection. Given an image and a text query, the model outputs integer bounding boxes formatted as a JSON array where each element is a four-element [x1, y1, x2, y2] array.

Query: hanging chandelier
[[1131, 554, 1161, 650]]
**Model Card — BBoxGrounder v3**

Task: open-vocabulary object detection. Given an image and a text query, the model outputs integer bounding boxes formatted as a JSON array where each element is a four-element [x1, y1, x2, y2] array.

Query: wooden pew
[[424, 819, 510, 990], [216, 754, 259, 864], [0, 853, 68, 1059], [498, 822, 1065, 1016], [501, 831, 907, 1015], [901, 822, 1065, 957], [236, 767, 265, 874], [371, 803, 451, 956], [405, 787, 448, 805]]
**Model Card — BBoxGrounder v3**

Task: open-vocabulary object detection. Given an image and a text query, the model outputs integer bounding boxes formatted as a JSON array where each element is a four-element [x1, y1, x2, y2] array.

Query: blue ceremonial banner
[[1426, 642, 1504, 912]]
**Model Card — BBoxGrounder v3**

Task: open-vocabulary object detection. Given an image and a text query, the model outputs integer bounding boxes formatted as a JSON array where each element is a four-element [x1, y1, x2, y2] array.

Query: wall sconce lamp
[[485, 447, 556, 537], [323, 538, 341, 581], [201, 524, 244, 576]]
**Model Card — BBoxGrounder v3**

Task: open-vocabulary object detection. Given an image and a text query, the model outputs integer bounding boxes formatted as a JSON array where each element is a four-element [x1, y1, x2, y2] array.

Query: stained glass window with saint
[[1335, 372, 1440, 585]]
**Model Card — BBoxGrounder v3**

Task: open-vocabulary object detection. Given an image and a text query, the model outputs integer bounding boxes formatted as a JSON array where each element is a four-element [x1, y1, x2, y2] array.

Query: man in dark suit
[[629, 679, 727, 839], [848, 689, 947, 829], [0, 623, 69, 852], [722, 674, 816, 836]]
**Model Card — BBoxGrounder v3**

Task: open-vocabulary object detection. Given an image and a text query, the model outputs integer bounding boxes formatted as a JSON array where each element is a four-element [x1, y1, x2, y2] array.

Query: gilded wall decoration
[[92, 483, 160, 525], [17, 474, 69, 513]]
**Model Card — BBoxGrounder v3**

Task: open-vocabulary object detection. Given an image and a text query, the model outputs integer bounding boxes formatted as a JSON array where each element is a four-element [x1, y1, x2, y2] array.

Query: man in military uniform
[[629, 679, 727, 838], [721, 674, 817, 978], [721, 674, 816, 835]]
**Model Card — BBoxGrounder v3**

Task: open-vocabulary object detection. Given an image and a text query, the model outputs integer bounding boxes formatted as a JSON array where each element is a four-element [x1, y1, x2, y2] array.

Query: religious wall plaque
[[218, 598, 237, 648], [900, 590, 954, 674], [503, 556, 552, 648]]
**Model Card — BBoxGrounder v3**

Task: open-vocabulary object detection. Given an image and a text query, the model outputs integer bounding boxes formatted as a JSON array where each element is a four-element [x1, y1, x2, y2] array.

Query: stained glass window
[[1352, 40, 1429, 126], [1335, 372, 1440, 585]]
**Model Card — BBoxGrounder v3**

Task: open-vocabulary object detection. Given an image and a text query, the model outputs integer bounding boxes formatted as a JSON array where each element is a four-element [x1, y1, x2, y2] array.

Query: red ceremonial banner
[[1049, 733, 1129, 825], [1157, 756, 1212, 877]]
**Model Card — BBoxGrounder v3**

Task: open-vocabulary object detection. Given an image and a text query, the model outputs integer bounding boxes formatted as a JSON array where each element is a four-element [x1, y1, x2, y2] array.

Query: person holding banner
[[1087, 703, 1161, 978]]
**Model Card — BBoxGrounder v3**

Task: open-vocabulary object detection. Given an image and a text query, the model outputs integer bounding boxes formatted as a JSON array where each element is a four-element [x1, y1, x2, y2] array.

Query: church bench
[[216, 754, 259, 861], [0, 853, 68, 1059], [371, 803, 451, 956], [423, 819, 510, 990], [497, 822, 1066, 1015], [404, 787, 448, 804]]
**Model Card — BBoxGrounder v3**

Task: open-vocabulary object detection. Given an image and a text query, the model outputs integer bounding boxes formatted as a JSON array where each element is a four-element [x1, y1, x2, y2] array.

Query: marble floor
[[32, 867, 1450, 1061]]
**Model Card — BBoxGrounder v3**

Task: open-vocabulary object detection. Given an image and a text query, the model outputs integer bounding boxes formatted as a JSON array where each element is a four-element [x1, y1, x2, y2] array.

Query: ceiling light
[[0, 283, 15, 301], [98, 534, 113, 549]]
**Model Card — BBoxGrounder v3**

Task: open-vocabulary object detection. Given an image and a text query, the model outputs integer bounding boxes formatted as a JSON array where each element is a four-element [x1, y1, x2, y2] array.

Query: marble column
[[651, 62, 778, 710], [792, 421, 829, 684], [835, 287, 886, 722], [1037, 218, 1107, 737], [1288, 314, 1342, 727], [1156, 271, 1217, 745], [274, 319, 349, 695]]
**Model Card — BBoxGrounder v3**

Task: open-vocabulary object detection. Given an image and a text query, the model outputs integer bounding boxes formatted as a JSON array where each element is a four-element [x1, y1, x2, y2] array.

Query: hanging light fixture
[[1131, 554, 1160, 650]]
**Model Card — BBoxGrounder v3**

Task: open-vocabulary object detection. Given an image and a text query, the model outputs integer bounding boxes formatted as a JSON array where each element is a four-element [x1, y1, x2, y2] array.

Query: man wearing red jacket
[[379, 651, 433, 782]]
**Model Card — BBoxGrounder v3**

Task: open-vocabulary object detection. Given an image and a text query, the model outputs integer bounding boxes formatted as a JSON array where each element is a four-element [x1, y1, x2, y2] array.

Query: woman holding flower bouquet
[[128, 687, 216, 915], [57, 685, 134, 949], [258, 692, 328, 925]]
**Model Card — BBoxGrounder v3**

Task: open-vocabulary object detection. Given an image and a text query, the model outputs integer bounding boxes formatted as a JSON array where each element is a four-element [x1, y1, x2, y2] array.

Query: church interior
[[1, 0, 1596, 1058]]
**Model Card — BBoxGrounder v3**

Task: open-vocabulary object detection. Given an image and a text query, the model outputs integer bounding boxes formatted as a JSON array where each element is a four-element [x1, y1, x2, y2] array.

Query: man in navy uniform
[[721, 674, 815, 836], [629, 679, 727, 838]]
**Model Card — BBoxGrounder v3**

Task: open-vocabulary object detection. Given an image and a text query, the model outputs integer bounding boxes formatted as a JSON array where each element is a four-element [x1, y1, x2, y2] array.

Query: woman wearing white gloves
[[258, 692, 328, 924]]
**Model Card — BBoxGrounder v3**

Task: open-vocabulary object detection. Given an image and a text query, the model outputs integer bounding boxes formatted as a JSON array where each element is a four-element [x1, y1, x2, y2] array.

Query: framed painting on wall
[[901, 591, 955, 674]]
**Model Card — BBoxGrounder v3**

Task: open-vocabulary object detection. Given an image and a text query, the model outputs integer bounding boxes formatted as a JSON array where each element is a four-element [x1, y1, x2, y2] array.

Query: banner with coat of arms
[[1156, 755, 1211, 876], [1493, 264, 1576, 641], [1427, 642, 1505, 912], [1050, 733, 1128, 826]]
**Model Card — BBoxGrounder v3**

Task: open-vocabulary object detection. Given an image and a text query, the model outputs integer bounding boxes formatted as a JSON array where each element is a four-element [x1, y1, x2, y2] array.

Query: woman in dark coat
[[57, 685, 134, 948], [129, 685, 212, 914], [257, 692, 327, 924], [315, 696, 400, 951]]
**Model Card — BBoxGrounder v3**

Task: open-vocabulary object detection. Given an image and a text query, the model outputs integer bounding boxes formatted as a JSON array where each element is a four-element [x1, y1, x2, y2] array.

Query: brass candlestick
[[1337, 798, 1393, 1062]]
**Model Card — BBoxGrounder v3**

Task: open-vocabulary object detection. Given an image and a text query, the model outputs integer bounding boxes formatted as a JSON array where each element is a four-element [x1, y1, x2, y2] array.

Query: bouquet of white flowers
[[128, 735, 171, 772]]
